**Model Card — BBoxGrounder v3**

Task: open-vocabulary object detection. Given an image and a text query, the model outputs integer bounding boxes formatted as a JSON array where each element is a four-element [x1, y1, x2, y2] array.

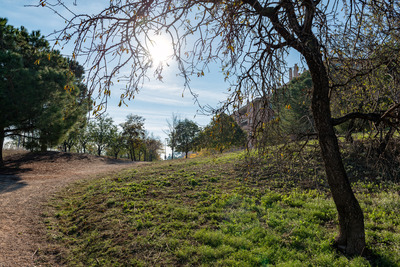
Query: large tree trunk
[[40, 142, 47, 152], [0, 128, 4, 167], [133, 147, 137, 161], [305, 53, 366, 255]]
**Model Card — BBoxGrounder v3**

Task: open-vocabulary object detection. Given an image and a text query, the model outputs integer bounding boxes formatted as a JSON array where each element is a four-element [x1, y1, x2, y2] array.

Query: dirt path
[[0, 151, 142, 266]]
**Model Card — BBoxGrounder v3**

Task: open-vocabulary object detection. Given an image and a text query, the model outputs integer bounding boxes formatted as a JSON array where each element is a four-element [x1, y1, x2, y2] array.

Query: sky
[[2, 0, 301, 157]]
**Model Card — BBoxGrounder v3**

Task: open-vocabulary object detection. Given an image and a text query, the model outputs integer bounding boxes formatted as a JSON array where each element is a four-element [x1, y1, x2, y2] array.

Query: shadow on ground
[[0, 175, 27, 194], [0, 150, 134, 195]]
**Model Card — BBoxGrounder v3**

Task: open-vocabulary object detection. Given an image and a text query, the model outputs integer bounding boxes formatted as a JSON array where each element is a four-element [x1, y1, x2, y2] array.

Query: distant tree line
[[46, 113, 162, 161], [165, 113, 247, 159], [0, 19, 162, 163]]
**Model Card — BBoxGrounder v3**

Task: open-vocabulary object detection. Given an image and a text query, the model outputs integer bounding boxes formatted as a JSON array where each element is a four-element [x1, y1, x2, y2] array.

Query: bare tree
[[41, 0, 400, 255], [163, 113, 180, 159], [144, 133, 163, 161]]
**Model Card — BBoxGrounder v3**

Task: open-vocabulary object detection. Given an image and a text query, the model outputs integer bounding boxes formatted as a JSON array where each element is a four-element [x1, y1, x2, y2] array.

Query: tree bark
[[40, 142, 47, 152], [133, 147, 137, 161], [0, 128, 5, 167], [377, 127, 394, 156], [305, 51, 366, 255], [345, 120, 355, 143]]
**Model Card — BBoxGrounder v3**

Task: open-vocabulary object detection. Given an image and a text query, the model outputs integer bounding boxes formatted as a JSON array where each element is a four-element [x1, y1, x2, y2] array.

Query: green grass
[[40, 147, 400, 266]]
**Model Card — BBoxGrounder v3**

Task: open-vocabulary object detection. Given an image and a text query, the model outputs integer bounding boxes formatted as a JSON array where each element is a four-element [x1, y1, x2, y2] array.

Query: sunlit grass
[[41, 147, 400, 266]]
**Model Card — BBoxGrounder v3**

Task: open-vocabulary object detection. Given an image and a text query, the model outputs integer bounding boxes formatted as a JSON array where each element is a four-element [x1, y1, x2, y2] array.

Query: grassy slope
[[41, 147, 400, 266]]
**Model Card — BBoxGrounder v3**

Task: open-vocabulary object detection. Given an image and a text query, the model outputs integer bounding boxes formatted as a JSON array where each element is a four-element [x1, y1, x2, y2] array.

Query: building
[[233, 64, 301, 134], [232, 97, 274, 134]]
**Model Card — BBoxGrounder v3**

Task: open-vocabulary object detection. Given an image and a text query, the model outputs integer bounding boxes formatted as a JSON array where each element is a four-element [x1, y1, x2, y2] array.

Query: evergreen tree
[[0, 18, 88, 162], [274, 71, 314, 140]]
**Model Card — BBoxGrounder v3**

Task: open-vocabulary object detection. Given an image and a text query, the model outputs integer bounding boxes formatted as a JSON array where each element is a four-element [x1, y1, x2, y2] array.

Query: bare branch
[[331, 112, 381, 126]]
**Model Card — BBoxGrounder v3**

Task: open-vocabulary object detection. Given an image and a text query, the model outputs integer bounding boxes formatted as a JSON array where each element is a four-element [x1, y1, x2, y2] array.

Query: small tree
[[175, 119, 200, 158], [144, 134, 163, 161], [121, 114, 145, 161], [76, 122, 91, 153], [88, 115, 115, 156], [107, 129, 125, 159], [164, 113, 180, 159], [198, 113, 246, 153], [62, 128, 79, 152]]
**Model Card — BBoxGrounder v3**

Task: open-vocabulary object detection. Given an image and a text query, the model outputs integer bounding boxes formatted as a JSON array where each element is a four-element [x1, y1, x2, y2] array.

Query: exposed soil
[[0, 150, 143, 266]]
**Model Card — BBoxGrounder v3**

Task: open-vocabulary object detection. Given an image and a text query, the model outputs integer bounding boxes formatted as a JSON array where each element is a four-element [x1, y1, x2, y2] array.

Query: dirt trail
[[0, 151, 141, 266]]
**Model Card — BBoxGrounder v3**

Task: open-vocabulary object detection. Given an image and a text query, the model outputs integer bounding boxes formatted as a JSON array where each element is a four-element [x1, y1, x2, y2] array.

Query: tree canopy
[[121, 114, 146, 161], [0, 18, 88, 163], [88, 115, 116, 156], [175, 119, 200, 158], [197, 113, 247, 153]]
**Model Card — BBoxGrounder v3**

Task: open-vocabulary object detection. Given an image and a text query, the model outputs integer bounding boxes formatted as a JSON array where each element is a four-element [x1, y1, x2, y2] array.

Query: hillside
[[0, 150, 142, 266], [38, 144, 400, 266]]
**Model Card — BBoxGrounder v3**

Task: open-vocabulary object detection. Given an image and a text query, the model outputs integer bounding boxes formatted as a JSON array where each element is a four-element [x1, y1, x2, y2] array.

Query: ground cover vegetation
[[39, 0, 400, 255], [42, 141, 400, 266]]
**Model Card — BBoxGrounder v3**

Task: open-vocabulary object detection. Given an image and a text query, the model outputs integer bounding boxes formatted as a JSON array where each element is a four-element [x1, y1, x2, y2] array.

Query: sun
[[147, 34, 174, 66]]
